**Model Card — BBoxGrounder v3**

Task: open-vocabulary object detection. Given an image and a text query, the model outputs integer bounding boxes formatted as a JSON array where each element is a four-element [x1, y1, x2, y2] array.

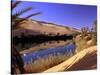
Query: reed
[[43, 46, 97, 72], [24, 53, 73, 73]]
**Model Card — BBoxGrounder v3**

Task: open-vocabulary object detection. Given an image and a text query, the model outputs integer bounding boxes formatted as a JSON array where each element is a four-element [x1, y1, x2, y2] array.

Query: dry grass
[[75, 37, 88, 53], [43, 32, 97, 73], [43, 46, 97, 73], [23, 32, 97, 73], [74, 33, 96, 53], [24, 53, 72, 73]]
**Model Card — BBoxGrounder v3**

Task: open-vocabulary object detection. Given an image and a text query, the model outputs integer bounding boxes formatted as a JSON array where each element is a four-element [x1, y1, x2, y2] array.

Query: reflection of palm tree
[[11, 1, 41, 74]]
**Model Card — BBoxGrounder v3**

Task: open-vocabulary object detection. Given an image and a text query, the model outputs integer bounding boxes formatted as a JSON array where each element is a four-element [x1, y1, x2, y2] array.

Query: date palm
[[11, 1, 41, 74], [12, 1, 41, 29]]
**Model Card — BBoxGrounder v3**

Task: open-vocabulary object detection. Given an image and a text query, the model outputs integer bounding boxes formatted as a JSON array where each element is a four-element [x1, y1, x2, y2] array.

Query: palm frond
[[11, 1, 21, 10], [11, 0, 42, 30], [12, 18, 26, 29], [13, 6, 33, 18], [12, 12, 41, 28], [25, 12, 41, 19]]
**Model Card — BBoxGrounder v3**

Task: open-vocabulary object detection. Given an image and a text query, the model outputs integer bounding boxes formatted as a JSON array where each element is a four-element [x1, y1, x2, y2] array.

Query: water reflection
[[14, 40, 76, 64], [22, 43, 75, 64], [19, 40, 72, 54]]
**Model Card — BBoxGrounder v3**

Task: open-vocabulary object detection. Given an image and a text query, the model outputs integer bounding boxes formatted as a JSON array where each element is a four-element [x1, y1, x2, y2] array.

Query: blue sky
[[12, 1, 97, 29]]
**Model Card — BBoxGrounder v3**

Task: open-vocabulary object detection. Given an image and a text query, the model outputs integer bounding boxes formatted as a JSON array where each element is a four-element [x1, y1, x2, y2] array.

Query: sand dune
[[43, 45, 97, 72], [13, 19, 81, 37]]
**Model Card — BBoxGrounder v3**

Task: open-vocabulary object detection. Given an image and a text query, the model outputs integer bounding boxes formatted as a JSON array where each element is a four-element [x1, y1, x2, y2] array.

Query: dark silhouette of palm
[[11, 46, 25, 74], [12, 1, 41, 29], [11, 1, 41, 74]]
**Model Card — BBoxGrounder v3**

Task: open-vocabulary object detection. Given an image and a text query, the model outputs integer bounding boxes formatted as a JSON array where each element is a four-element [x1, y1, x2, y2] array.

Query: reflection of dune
[[43, 46, 97, 72]]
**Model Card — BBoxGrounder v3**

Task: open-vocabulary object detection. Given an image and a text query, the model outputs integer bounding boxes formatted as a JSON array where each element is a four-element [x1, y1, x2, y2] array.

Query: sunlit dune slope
[[43, 46, 97, 72], [13, 19, 81, 37]]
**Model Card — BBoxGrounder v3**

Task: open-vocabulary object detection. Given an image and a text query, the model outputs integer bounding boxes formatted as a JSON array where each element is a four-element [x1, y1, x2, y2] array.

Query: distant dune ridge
[[13, 19, 81, 37]]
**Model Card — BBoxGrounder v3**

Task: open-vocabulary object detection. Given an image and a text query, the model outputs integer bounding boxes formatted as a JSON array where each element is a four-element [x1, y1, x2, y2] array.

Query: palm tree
[[12, 1, 41, 29], [11, 1, 41, 74]]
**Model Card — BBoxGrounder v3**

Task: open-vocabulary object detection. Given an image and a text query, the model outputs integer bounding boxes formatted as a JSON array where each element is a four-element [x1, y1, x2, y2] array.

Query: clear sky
[[12, 0, 97, 29]]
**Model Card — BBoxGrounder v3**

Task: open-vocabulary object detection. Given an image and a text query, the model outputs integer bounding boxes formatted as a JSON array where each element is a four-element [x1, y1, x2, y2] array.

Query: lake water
[[17, 40, 76, 64]]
